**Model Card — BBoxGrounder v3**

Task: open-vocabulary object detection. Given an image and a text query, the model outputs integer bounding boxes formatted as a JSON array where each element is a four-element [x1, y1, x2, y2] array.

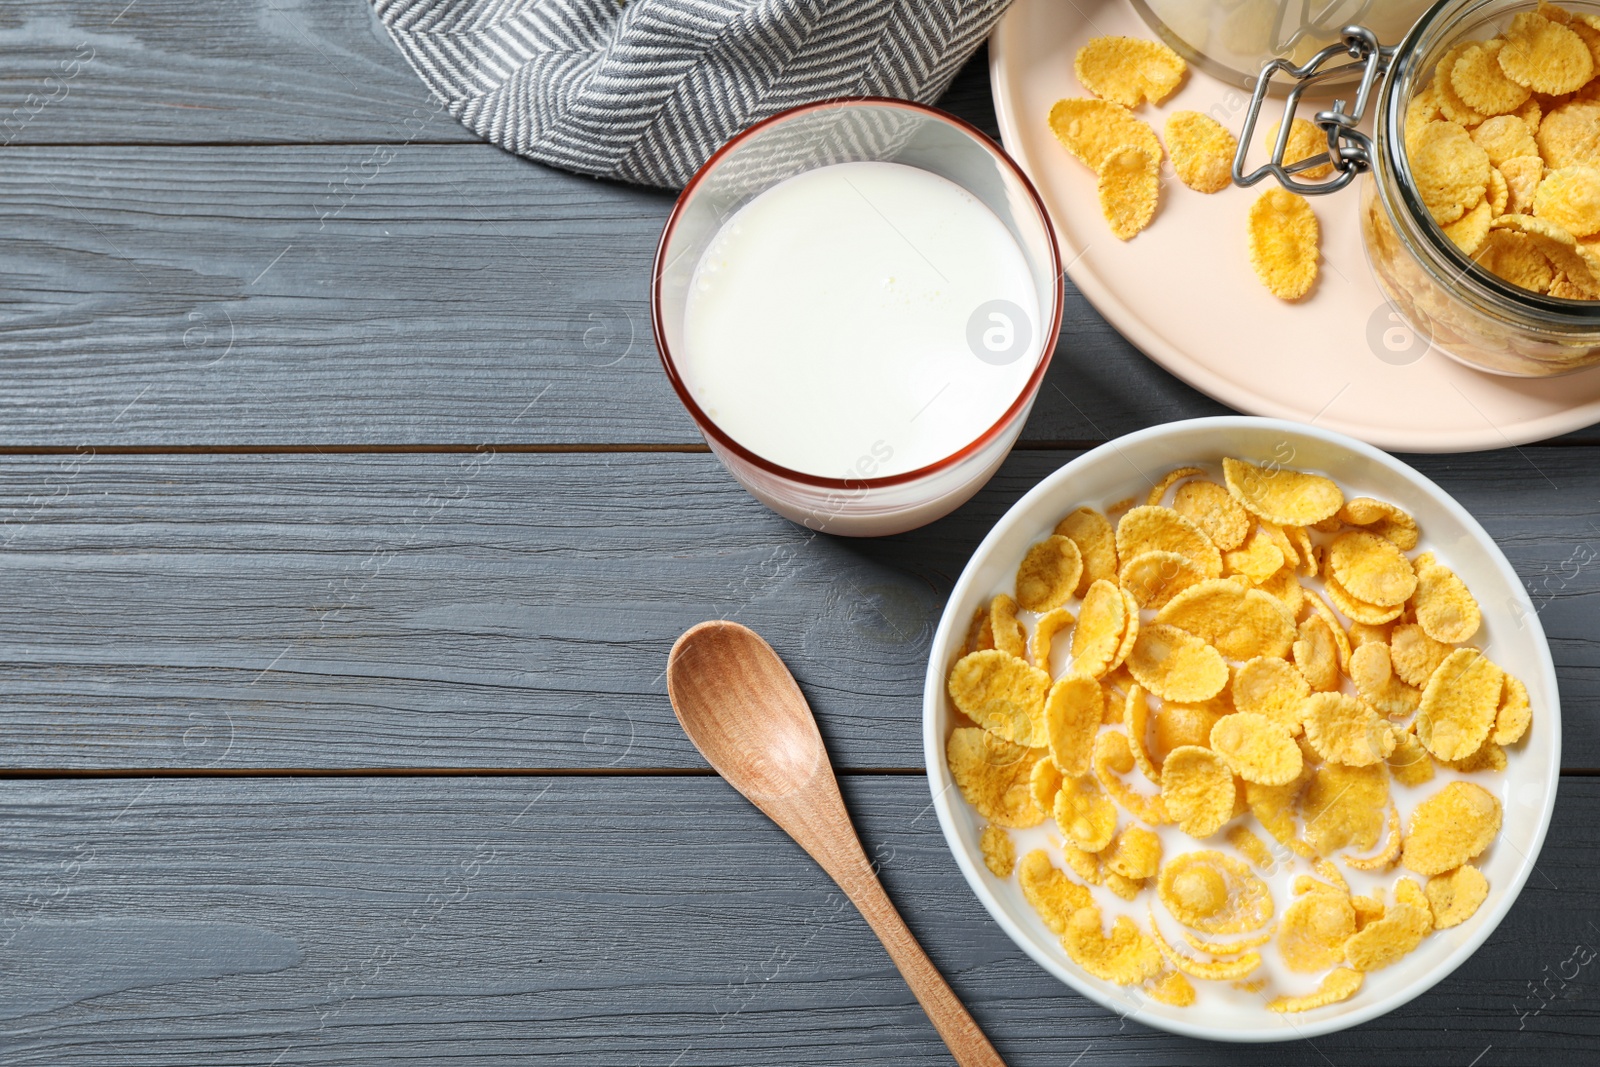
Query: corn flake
[[1157, 578, 1298, 661], [1124, 683, 1162, 781], [1019, 849, 1094, 934], [1160, 745, 1237, 838], [1075, 35, 1187, 108], [1048, 98, 1164, 173], [1099, 144, 1161, 241], [1453, 38, 1534, 115], [1017, 535, 1085, 613], [1301, 692, 1395, 768], [1223, 457, 1343, 526], [1474, 226, 1557, 290], [1166, 111, 1238, 194], [1425, 864, 1489, 929], [1143, 468, 1208, 509], [1534, 165, 1600, 237], [1157, 850, 1274, 933], [1063, 844, 1104, 885], [1232, 656, 1312, 732], [1347, 620, 1394, 649], [1388, 727, 1437, 788], [961, 602, 994, 657], [1171, 480, 1252, 552], [1293, 614, 1343, 692], [1413, 120, 1493, 226], [1447, 196, 1496, 255], [1106, 825, 1164, 880], [1147, 970, 1197, 1006], [1435, 43, 1489, 126], [1324, 573, 1405, 625], [1344, 803, 1403, 872], [1120, 549, 1206, 610], [947, 727, 1047, 829], [1537, 100, 1600, 168], [1226, 825, 1275, 871], [1494, 673, 1532, 745], [980, 824, 1015, 877], [1094, 729, 1172, 826], [948, 648, 1050, 746], [1443, 739, 1508, 774], [1267, 968, 1363, 1013], [989, 593, 1026, 659], [1045, 673, 1103, 778], [1248, 188, 1321, 300], [1328, 531, 1418, 607], [1128, 622, 1230, 703], [1473, 114, 1542, 167], [1248, 775, 1315, 859], [1301, 762, 1388, 855], [1032, 606, 1075, 671], [1343, 893, 1431, 972], [1149, 912, 1263, 981], [1267, 118, 1334, 181], [1494, 213, 1600, 294], [1349, 642, 1423, 719], [1402, 780, 1502, 876], [1116, 505, 1224, 578], [1279, 883, 1356, 972], [1063, 906, 1163, 985], [1152, 700, 1228, 764], [1210, 711, 1303, 786], [1416, 648, 1503, 761], [1490, 164, 1510, 215], [1055, 507, 1118, 597], [1389, 622, 1455, 687], [1223, 527, 1287, 583], [1055, 771, 1119, 852], [1072, 579, 1132, 678], [1499, 11, 1595, 95]]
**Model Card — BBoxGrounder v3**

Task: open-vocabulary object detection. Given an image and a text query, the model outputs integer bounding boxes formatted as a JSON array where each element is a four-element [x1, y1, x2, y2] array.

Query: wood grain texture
[[0, 774, 1593, 1065], [0, 137, 1227, 448], [0, 448, 1592, 771], [0, 0, 478, 146]]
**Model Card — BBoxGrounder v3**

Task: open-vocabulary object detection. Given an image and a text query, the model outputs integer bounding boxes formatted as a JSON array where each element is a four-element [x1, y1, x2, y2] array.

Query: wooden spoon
[[667, 620, 1007, 1067]]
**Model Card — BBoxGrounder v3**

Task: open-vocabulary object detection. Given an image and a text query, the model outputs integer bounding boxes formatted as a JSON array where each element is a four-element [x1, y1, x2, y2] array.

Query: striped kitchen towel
[[370, 0, 1012, 189]]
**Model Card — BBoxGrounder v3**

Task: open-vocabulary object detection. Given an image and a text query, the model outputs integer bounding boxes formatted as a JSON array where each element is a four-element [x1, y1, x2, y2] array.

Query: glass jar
[[1239, 0, 1600, 377], [1134, 0, 1433, 90]]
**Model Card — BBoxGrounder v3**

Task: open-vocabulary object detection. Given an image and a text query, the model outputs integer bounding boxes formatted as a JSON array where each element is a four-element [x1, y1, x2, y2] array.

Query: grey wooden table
[[1, 3, 1596, 1064]]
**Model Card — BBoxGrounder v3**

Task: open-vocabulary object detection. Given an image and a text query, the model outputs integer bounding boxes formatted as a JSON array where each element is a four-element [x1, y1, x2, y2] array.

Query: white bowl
[[921, 416, 1561, 1042]]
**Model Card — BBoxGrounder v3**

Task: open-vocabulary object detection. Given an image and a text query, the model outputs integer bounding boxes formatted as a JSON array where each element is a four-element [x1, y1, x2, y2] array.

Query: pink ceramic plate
[[989, 0, 1600, 451]]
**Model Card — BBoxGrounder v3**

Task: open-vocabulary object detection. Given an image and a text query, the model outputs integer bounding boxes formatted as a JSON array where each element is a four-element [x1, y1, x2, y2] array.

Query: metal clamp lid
[[1233, 25, 1395, 195]]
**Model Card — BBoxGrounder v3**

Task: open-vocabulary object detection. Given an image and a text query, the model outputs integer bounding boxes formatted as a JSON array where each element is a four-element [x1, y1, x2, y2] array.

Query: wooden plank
[[0, 774, 1593, 1064], [0, 139, 1227, 448], [0, 448, 1593, 771], [0, 1, 996, 151], [0, 0, 478, 146]]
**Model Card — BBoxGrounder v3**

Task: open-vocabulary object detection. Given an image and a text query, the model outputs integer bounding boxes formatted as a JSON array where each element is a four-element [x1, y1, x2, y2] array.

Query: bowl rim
[[920, 415, 1563, 1042], [651, 95, 1064, 491]]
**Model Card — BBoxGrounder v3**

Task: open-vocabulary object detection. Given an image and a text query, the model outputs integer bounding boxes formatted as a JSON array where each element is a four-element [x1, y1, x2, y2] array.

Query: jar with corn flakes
[[1235, 1, 1600, 377]]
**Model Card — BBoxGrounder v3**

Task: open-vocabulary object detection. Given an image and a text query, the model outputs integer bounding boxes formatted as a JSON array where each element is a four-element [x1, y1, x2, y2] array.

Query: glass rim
[[1382, 0, 1600, 321], [650, 95, 1064, 493]]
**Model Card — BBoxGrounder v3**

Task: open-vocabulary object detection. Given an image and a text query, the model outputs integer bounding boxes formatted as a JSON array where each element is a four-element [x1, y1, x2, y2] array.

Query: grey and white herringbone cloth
[[371, 0, 1013, 189]]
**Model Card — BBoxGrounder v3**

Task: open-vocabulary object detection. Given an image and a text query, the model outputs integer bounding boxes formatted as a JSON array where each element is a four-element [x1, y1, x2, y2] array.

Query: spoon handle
[[834, 859, 1008, 1067]]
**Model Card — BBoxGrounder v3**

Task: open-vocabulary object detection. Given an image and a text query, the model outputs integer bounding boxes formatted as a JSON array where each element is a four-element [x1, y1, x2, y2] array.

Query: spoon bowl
[[667, 621, 822, 798]]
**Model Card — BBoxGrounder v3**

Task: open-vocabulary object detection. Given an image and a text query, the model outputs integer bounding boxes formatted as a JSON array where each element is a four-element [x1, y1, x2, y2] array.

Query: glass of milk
[[652, 99, 1062, 537]]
